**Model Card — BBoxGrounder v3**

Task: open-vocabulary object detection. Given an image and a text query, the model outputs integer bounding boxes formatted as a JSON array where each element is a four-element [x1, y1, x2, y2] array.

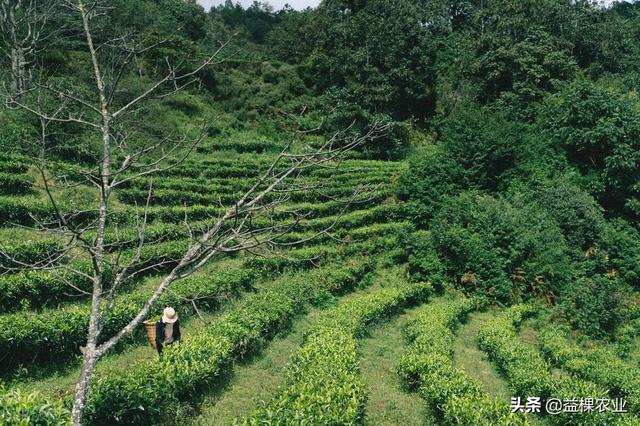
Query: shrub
[[562, 275, 622, 338], [84, 259, 373, 424], [430, 192, 572, 304], [247, 282, 432, 424], [396, 146, 464, 227], [397, 299, 526, 425], [0, 386, 69, 426], [533, 179, 607, 250], [438, 104, 526, 192], [404, 230, 446, 290]]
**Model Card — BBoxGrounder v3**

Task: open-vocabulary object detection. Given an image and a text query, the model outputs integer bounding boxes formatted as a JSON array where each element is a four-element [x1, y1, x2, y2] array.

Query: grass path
[[188, 308, 322, 425], [452, 309, 511, 402], [359, 306, 434, 426], [190, 265, 417, 425]]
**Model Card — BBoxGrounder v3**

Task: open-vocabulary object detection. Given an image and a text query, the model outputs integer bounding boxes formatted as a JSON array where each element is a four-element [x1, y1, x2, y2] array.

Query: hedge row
[[119, 172, 392, 200], [0, 266, 256, 371], [0, 239, 189, 313], [539, 327, 640, 415], [0, 216, 407, 314], [478, 305, 617, 426], [83, 259, 374, 424], [0, 189, 390, 228], [246, 281, 432, 425], [117, 184, 390, 207], [275, 220, 412, 248], [0, 197, 129, 228], [102, 203, 401, 251], [143, 193, 389, 224], [245, 224, 410, 274], [0, 386, 69, 426], [205, 139, 283, 153], [0, 233, 395, 371], [184, 159, 399, 180], [0, 157, 30, 173], [0, 259, 109, 313], [0, 196, 53, 226], [0, 172, 34, 195], [120, 176, 241, 195], [0, 239, 64, 272], [396, 299, 527, 425]]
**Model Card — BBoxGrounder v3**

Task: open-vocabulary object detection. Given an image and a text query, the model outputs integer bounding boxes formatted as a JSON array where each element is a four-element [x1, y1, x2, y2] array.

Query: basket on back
[[143, 320, 157, 349]]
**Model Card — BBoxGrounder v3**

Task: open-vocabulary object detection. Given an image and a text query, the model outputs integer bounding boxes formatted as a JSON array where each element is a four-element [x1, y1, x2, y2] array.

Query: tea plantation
[[3, 0, 640, 425]]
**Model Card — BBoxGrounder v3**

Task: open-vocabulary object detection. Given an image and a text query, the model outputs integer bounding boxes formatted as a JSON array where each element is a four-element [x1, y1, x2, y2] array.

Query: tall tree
[[0, 0, 55, 93], [1, 1, 387, 423]]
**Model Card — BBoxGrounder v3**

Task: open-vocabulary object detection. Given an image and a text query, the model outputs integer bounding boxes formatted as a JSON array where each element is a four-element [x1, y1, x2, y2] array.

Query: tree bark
[[10, 46, 20, 93], [71, 347, 98, 425]]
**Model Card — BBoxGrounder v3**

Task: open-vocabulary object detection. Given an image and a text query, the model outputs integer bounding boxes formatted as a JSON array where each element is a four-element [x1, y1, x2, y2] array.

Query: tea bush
[[0, 386, 69, 426], [478, 306, 615, 425], [84, 259, 373, 424], [247, 282, 432, 424], [539, 327, 640, 415]]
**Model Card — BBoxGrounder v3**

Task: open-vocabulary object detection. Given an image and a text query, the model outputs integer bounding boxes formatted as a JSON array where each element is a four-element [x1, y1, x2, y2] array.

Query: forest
[[1, 0, 640, 425]]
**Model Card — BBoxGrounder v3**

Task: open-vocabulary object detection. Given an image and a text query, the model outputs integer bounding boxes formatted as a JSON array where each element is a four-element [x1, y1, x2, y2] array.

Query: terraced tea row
[[246, 281, 432, 424], [0, 218, 409, 313], [83, 258, 374, 424], [478, 305, 628, 426], [0, 229, 405, 372], [539, 327, 640, 416], [397, 299, 526, 425]]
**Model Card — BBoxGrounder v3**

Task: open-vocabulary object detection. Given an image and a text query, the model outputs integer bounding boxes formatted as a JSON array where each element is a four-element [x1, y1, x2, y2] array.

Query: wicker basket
[[143, 320, 157, 350]]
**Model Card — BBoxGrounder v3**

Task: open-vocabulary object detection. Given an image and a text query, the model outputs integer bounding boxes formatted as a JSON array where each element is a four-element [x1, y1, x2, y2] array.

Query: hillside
[[1, 0, 640, 425]]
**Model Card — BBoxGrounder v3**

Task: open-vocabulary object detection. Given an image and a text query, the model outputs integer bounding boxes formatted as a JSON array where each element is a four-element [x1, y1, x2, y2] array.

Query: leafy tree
[[396, 146, 465, 227], [438, 104, 526, 191], [545, 79, 640, 219], [307, 0, 437, 119], [471, 29, 577, 103], [533, 179, 607, 251], [266, 8, 314, 63], [429, 192, 572, 304]]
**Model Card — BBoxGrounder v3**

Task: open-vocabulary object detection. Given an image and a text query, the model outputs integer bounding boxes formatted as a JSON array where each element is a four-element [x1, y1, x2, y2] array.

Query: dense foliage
[[2, 0, 640, 423]]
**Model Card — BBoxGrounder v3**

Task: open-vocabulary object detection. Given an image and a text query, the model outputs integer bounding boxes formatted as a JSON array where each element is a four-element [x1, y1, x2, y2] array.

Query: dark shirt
[[155, 319, 181, 354]]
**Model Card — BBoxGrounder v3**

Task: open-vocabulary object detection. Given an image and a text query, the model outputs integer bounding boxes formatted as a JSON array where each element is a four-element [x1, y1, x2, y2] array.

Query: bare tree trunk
[[71, 348, 98, 425], [1, 0, 55, 94], [69, 6, 113, 423], [10, 46, 20, 93], [15, 45, 25, 91]]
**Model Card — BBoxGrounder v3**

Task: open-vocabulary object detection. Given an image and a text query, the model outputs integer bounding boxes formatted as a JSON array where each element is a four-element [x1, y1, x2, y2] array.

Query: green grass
[[628, 336, 640, 368], [359, 306, 435, 425], [187, 308, 322, 425], [452, 309, 512, 402]]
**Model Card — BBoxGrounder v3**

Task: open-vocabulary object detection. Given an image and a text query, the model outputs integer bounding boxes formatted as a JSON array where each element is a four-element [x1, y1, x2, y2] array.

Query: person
[[155, 306, 181, 355]]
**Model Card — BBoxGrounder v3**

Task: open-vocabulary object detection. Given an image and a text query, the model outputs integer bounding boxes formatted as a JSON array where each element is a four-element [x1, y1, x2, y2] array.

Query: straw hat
[[162, 307, 178, 324]]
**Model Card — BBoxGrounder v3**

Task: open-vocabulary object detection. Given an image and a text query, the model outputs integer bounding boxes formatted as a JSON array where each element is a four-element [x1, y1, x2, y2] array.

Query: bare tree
[[0, 0, 56, 93], [1, 2, 388, 424]]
